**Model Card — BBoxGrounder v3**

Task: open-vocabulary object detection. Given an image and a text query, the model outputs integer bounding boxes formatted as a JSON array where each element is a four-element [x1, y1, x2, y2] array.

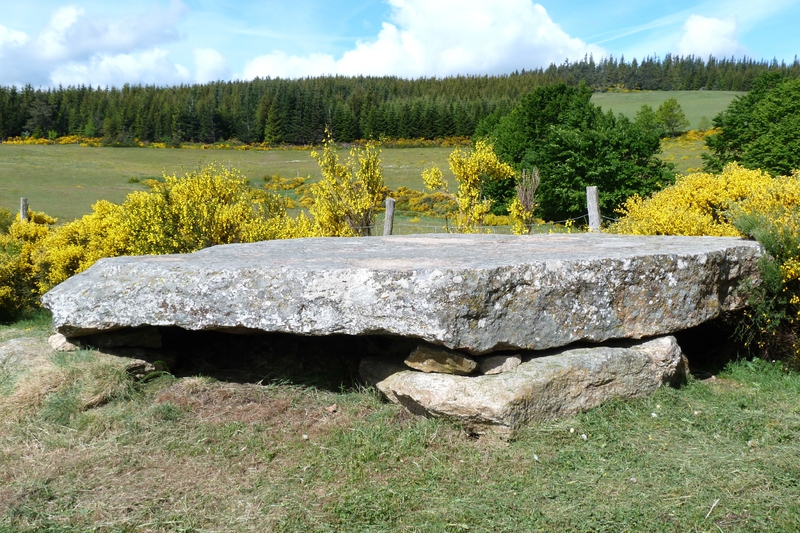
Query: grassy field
[[0, 139, 709, 224], [1, 315, 799, 532], [0, 145, 452, 222], [660, 136, 710, 175], [591, 91, 745, 129], [1, 91, 740, 223]]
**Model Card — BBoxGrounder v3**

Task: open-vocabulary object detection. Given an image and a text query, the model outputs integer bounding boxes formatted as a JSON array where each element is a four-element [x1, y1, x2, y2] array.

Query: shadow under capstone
[[90, 312, 746, 393], [152, 328, 423, 391]]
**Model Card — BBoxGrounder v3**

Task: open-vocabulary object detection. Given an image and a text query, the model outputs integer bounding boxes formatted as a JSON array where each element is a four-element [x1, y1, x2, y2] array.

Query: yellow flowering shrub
[[611, 163, 800, 367], [423, 140, 516, 233], [609, 163, 775, 236], [308, 130, 385, 236], [0, 211, 57, 321], [34, 201, 127, 291], [122, 164, 294, 255], [27, 163, 314, 297]]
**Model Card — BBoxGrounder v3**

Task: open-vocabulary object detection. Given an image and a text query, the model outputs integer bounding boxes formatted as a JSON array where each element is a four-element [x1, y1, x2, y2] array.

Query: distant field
[[1, 91, 741, 222], [660, 136, 709, 175], [591, 91, 745, 129], [0, 145, 451, 222]]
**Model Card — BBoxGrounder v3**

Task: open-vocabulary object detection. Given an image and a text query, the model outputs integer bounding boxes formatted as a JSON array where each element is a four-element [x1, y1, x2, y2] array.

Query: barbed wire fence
[[361, 187, 611, 236], [353, 214, 609, 236]]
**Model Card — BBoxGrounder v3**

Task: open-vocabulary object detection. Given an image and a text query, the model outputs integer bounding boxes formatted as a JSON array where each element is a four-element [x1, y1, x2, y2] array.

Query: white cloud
[[0, 2, 189, 87], [51, 49, 191, 87], [32, 1, 187, 63], [0, 23, 28, 54], [243, 0, 604, 79], [244, 50, 337, 79], [673, 15, 747, 58], [193, 48, 232, 83]]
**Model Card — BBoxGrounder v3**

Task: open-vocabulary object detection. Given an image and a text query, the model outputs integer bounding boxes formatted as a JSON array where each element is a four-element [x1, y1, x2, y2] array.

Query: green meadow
[[0, 91, 744, 222], [0, 144, 453, 222], [591, 90, 745, 129]]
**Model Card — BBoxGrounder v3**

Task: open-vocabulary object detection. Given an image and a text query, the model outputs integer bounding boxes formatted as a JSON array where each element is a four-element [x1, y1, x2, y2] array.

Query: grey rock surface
[[360, 336, 688, 437], [42, 234, 761, 353], [478, 354, 522, 375]]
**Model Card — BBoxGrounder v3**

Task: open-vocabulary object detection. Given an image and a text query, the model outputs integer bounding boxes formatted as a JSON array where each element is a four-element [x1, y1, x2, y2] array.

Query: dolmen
[[42, 233, 763, 437]]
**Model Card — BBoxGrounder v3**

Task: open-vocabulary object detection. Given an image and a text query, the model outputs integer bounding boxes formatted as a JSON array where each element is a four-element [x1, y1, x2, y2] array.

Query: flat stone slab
[[42, 234, 762, 353], [360, 336, 689, 437]]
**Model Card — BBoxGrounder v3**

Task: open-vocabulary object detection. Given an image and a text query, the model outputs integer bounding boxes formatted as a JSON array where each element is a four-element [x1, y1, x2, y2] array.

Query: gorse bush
[[610, 163, 800, 367], [732, 194, 800, 364], [33, 163, 313, 294], [0, 210, 56, 322], [0, 144, 394, 320], [610, 163, 775, 236], [308, 130, 386, 237], [0, 164, 319, 320], [423, 140, 516, 232]]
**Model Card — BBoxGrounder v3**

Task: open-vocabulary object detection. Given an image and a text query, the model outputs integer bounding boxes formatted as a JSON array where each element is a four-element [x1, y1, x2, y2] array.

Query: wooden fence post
[[586, 186, 601, 232], [20, 197, 28, 223], [384, 197, 396, 236]]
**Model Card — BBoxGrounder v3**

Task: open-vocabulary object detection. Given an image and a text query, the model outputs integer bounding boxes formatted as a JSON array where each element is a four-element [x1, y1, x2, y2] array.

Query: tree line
[[2, 54, 800, 145]]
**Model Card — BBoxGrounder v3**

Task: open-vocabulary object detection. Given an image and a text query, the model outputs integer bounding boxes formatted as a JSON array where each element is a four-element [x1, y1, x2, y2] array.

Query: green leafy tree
[[634, 104, 664, 137], [489, 83, 674, 221], [656, 97, 689, 136], [703, 73, 798, 174]]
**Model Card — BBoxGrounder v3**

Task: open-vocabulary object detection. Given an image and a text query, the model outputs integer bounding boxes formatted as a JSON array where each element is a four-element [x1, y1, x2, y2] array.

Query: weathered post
[[384, 197, 396, 236], [20, 197, 28, 223], [586, 186, 601, 232]]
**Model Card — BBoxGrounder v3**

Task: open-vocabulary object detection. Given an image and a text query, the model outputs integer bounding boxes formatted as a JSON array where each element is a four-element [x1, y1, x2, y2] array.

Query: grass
[[0, 91, 747, 224], [1, 90, 743, 223], [1, 317, 799, 532], [0, 144, 453, 223], [591, 91, 745, 130], [0, 137, 712, 227], [660, 135, 709, 175]]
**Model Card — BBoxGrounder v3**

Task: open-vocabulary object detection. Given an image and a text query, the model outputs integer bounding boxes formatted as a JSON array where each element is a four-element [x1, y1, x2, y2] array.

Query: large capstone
[[41, 234, 761, 353]]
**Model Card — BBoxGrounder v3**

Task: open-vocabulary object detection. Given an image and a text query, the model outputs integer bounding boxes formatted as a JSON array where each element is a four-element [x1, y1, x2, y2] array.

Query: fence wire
[[350, 218, 597, 236]]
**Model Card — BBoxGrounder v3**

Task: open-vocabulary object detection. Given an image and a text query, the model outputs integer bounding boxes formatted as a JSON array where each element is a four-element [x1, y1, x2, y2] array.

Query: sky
[[0, 0, 799, 88]]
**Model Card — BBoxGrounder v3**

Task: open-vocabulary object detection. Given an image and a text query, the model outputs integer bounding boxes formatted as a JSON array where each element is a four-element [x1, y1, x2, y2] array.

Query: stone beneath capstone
[[478, 354, 522, 375], [404, 344, 477, 375], [49, 333, 81, 352], [41, 234, 762, 353], [360, 336, 688, 437]]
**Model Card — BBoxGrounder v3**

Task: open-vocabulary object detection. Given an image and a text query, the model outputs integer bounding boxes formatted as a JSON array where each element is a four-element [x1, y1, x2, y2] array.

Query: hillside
[[591, 91, 745, 129]]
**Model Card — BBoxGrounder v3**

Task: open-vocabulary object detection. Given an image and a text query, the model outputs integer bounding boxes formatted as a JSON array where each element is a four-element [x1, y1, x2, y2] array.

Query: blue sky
[[1, 0, 798, 87]]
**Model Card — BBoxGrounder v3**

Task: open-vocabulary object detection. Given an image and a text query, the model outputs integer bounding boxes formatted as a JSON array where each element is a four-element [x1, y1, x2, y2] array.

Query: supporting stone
[[360, 336, 689, 438], [404, 344, 477, 375]]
